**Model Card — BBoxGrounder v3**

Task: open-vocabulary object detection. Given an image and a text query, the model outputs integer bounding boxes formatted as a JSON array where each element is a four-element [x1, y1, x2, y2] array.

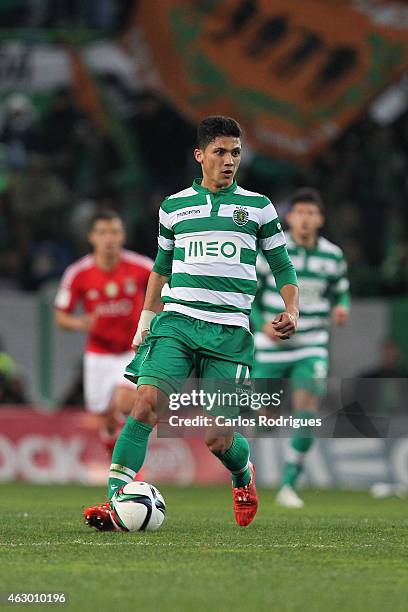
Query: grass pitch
[[0, 484, 407, 611]]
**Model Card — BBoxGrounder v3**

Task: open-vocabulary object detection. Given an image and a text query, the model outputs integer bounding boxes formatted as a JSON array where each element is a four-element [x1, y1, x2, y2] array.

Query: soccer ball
[[110, 482, 166, 532]]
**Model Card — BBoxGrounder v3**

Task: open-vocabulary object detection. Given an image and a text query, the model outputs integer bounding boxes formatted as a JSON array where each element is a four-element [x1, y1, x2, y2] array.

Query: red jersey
[[55, 250, 153, 354]]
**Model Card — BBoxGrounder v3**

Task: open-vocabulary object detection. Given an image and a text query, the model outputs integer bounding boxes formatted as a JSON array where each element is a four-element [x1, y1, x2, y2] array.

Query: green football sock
[[213, 432, 251, 487], [282, 410, 315, 488], [108, 417, 152, 498]]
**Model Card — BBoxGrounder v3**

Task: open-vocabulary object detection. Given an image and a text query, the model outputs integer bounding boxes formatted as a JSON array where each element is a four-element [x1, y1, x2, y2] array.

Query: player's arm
[[274, 280, 299, 338], [251, 254, 269, 333], [54, 267, 95, 332], [330, 253, 350, 326], [55, 309, 96, 332], [132, 202, 174, 349], [259, 199, 299, 340]]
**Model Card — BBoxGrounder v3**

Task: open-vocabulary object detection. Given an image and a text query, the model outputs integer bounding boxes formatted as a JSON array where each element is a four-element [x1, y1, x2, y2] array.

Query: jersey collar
[[192, 178, 237, 194]]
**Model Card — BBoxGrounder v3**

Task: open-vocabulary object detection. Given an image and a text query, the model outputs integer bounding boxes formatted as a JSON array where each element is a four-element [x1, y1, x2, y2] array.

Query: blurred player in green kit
[[252, 188, 350, 508]]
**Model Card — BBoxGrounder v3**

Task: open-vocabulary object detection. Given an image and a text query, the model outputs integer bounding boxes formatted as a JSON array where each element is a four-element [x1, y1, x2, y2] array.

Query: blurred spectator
[[20, 239, 73, 291], [68, 197, 99, 255], [86, 0, 117, 30], [0, 336, 28, 404], [40, 88, 83, 186], [68, 191, 119, 255], [132, 91, 196, 194], [0, 94, 41, 170], [11, 153, 70, 241], [130, 190, 164, 259], [31, 0, 134, 31], [42, 0, 82, 28], [0, 0, 29, 27]]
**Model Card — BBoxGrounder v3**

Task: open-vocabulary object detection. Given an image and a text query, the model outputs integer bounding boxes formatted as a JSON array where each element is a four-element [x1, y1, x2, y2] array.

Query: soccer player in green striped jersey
[[84, 116, 299, 530], [252, 188, 350, 508]]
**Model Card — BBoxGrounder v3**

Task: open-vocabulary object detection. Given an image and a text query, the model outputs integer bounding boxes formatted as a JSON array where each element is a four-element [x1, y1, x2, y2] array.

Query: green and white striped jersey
[[153, 178, 289, 329], [253, 233, 350, 361]]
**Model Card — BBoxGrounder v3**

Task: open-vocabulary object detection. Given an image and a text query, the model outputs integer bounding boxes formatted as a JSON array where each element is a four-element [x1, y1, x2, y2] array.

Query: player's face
[[88, 219, 125, 257], [286, 202, 323, 240], [194, 136, 241, 190]]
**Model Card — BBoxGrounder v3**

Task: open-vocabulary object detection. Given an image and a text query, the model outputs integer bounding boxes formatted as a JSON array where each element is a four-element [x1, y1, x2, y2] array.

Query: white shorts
[[84, 351, 136, 414]]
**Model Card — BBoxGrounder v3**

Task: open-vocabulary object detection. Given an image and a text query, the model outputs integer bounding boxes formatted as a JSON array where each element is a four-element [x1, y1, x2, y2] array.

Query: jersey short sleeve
[[258, 198, 287, 253], [258, 198, 297, 291], [153, 201, 175, 277], [54, 264, 82, 312]]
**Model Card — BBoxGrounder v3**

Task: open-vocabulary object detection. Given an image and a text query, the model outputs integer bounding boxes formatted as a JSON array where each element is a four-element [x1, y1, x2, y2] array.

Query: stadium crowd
[[0, 84, 407, 296], [0, 0, 135, 31]]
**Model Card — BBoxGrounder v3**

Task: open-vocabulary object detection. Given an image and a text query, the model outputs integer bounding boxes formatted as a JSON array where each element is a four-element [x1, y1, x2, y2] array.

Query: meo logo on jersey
[[233, 207, 249, 226], [185, 236, 241, 263]]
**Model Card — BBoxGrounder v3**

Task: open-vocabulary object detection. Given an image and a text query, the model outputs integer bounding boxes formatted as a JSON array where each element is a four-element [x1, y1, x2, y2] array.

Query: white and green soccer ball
[[110, 482, 166, 532]]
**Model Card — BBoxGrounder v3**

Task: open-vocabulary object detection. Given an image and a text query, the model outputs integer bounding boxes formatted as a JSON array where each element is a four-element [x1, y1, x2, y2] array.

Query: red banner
[[133, 0, 408, 159], [0, 408, 228, 485]]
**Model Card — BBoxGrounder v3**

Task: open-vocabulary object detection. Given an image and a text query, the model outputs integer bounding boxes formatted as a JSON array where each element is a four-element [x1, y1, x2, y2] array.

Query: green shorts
[[124, 311, 254, 397], [252, 354, 328, 397]]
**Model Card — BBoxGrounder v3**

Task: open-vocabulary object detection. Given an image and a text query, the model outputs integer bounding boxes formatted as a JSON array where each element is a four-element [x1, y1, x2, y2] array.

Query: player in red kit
[[55, 211, 153, 454]]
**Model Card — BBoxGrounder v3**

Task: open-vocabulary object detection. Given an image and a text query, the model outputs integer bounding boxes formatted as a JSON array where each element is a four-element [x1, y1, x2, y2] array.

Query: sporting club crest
[[233, 207, 249, 227]]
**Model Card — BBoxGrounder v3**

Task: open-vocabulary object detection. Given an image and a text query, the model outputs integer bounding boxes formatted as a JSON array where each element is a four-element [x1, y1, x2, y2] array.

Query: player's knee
[[131, 385, 159, 426], [205, 435, 232, 455]]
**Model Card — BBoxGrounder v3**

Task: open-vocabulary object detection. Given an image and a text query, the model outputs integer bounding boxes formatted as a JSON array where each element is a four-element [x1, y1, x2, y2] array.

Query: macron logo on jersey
[[185, 236, 241, 263], [176, 208, 201, 218]]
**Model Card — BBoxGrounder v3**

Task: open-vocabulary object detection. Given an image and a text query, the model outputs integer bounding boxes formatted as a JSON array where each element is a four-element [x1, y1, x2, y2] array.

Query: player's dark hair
[[89, 210, 123, 230], [197, 116, 242, 150], [290, 188, 324, 214]]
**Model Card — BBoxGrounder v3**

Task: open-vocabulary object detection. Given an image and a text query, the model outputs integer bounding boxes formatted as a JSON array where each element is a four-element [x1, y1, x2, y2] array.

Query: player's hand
[[77, 313, 97, 332], [132, 310, 156, 352], [270, 311, 298, 340], [132, 330, 149, 353], [332, 305, 349, 326], [262, 321, 283, 343]]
